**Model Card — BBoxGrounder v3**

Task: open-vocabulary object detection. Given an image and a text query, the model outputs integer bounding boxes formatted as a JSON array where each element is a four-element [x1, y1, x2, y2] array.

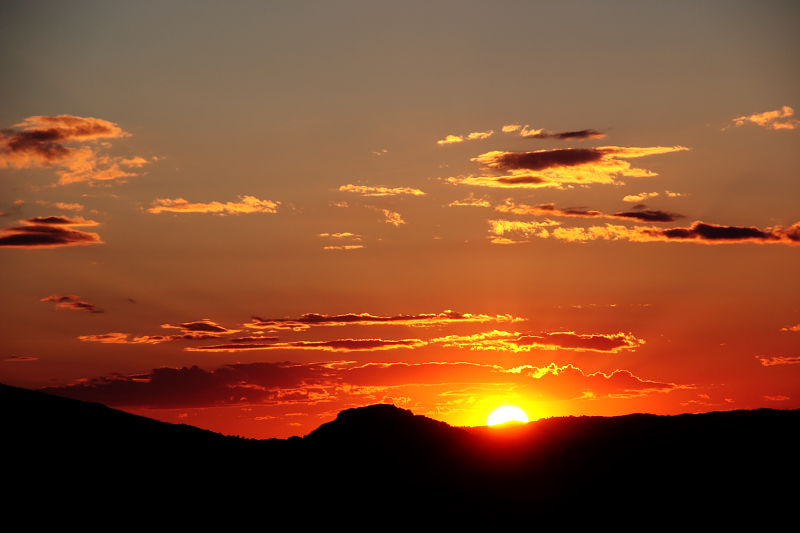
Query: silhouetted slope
[[5, 382, 799, 515]]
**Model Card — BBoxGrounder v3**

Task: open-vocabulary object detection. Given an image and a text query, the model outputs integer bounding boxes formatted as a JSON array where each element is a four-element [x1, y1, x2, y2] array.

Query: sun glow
[[487, 405, 530, 426]]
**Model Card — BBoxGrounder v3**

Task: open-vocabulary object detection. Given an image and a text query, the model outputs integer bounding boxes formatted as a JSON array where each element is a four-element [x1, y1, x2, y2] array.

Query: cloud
[[447, 145, 689, 189], [338, 185, 425, 197], [3, 355, 39, 362], [36, 200, 84, 211], [244, 309, 523, 331], [431, 329, 645, 354], [448, 194, 491, 208], [489, 218, 800, 246], [147, 195, 280, 215], [763, 395, 790, 401], [40, 294, 103, 313], [780, 324, 800, 332], [323, 245, 364, 251], [319, 232, 363, 250], [0, 216, 103, 248], [757, 356, 800, 367], [160, 319, 240, 334], [436, 130, 494, 145], [186, 338, 428, 352], [78, 319, 240, 345], [495, 200, 682, 223], [372, 207, 405, 226], [520, 128, 607, 141], [623, 191, 686, 203], [319, 232, 362, 240], [0, 115, 154, 184], [501, 124, 522, 133], [729, 105, 799, 131], [78, 332, 226, 344], [42, 359, 681, 409]]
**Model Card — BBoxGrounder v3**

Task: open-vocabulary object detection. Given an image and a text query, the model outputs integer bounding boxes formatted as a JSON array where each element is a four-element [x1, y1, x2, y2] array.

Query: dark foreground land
[[4, 383, 798, 517]]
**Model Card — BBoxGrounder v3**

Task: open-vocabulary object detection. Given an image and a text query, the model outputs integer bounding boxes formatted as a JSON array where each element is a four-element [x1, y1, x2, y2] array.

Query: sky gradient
[[1, 0, 798, 438]]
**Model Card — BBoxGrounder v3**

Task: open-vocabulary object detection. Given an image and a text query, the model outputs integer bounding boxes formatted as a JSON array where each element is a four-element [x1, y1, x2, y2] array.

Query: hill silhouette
[[4, 382, 798, 516]]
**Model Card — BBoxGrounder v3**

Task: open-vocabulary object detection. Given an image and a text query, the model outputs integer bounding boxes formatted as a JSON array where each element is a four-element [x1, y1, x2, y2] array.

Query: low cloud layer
[[0, 216, 103, 248], [42, 359, 681, 409], [757, 355, 800, 366], [148, 195, 279, 215], [0, 115, 154, 184]]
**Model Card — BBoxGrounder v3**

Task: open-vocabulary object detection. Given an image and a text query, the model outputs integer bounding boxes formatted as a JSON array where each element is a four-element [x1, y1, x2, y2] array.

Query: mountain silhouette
[[4, 382, 798, 517]]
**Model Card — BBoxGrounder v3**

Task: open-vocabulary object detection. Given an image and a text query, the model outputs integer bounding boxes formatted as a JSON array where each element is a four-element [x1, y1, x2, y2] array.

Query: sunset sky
[[1, 0, 798, 438]]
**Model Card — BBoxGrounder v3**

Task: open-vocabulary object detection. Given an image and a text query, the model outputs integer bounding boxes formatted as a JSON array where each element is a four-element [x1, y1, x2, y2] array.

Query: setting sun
[[488, 406, 530, 426]]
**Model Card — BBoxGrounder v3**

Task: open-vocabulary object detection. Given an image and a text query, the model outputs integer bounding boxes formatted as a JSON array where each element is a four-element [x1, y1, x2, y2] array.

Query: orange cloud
[[245, 310, 523, 331], [35, 201, 85, 211], [501, 124, 522, 133], [338, 185, 425, 197], [436, 130, 494, 145], [147, 195, 280, 215], [729, 105, 799, 131], [623, 192, 660, 202], [0, 115, 154, 184], [432, 330, 645, 354], [160, 319, 240, 335], [319, 232, 363, 250], [757, 356, 800, 367], [780, 324, 800, 333], [0, 216, 102, 248], [40, 294, 103, 314], [448, 145, 689, 189]]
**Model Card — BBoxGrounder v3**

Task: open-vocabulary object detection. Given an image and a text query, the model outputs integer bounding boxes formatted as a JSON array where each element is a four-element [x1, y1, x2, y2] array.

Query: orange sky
[[1, 1, 798, 438]]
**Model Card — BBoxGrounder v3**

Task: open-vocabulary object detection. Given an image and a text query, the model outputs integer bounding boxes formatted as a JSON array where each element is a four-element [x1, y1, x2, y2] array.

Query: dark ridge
[[4, 383, 799, 518]]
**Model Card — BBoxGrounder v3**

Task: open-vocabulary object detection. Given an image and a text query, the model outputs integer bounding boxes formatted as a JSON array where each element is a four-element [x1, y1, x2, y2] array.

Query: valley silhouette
[[5, 382, 798, 515]]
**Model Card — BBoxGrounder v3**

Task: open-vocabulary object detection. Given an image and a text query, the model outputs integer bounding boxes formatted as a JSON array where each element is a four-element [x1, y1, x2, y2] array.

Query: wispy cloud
[[519, 127, 607, 141], [371, 207, 406, 226], [448, 194, 491, 208], [0, 216, 102, 248], [3, 355, 39, 363], [0, 115, 154, 184], [147, 195, 279, 215]]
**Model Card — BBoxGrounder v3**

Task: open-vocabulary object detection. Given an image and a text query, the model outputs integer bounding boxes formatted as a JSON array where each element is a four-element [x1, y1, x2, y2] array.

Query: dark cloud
[[480, 149, 605, 171], [4, 355, 39, 362], [658, 221, 800, 243], [0, 216, 103, 248], [40, 294, 103, 314]]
